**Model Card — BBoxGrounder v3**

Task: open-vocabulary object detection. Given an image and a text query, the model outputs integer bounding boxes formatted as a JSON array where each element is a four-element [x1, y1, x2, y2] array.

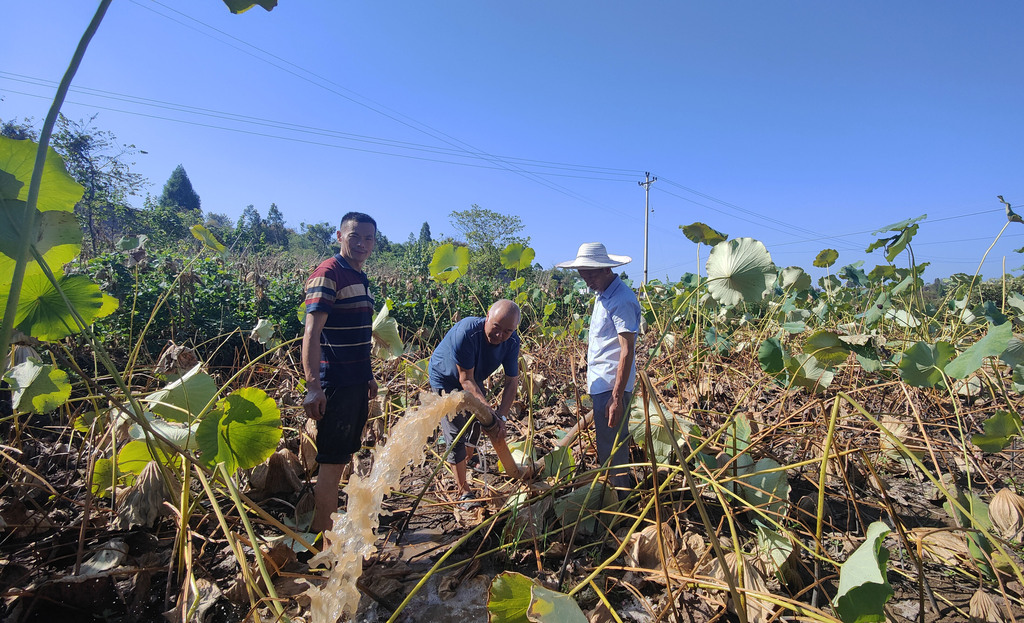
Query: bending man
[[429, 300, 521, 505]]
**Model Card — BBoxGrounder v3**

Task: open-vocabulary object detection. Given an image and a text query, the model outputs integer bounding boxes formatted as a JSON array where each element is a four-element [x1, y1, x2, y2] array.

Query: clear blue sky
[[4, 1, 1024, 282]]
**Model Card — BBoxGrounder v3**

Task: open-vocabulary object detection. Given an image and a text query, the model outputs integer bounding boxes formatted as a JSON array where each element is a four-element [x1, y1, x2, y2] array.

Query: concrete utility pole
[[638, 172, 657, 285]]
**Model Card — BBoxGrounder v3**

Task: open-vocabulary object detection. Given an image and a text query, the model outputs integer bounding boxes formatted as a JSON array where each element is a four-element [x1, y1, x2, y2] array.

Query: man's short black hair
[[340, 212, 376, 231]]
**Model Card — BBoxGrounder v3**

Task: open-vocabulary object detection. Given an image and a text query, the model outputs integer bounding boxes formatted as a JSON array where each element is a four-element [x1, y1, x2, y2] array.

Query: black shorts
[[433, 388, 481, 464], [315, 383, 370, 464]]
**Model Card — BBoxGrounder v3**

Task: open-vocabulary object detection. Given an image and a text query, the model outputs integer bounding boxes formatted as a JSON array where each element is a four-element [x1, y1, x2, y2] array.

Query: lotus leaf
[[0, 208, 82, 279], [813, 248, 839, 268], [144, 364, 218, 424], [371, 305, 405, 359], [972, 410, 1022, 453], [488, 571, 534, 623], [1001, 337, 1024, 368], [804, 331, 851, 367], [429, 243, 469, 284], [833, 521, 893, 623], [196, 387, 282, 473], [500, 243, 535, 270], [780, 266, 811, 291], [553, 482, 618, 535], [758, 338, 786, 375], [190, 224, 227, 256], [872, 214, 927, 235], [0, 136, 84, 213], [680, 222, 727, 246], [945, 322, 1013, 379], [705, 238, 774, 306], [3, 359, 71, 414], [898, 341, 955, 388], [527, 584, 588, 622], [222, 0, 278, 13], [2, 273, 116, 341]]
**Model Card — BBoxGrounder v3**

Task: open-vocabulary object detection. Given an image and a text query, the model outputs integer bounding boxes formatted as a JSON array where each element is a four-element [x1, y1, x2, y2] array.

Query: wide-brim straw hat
[[555, 242, 632, 269]]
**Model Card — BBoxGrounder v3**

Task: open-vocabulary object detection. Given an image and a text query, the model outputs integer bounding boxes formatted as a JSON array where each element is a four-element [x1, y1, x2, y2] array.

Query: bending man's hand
[[482, 408, 507, 441]]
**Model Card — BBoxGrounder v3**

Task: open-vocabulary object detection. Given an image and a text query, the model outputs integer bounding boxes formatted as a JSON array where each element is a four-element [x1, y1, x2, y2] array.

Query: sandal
[[458, 491, 484, 510]]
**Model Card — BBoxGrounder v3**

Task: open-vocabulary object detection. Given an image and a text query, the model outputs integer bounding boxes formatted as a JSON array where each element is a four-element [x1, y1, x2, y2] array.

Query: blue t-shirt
[[429, 317, 520, 392]]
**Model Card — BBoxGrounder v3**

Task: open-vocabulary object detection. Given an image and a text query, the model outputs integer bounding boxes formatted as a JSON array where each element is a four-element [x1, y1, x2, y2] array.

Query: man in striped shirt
[[302, 211, 379, 534]]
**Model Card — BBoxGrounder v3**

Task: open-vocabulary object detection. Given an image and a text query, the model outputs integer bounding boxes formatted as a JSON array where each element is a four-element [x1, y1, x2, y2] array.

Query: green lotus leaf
[[90, 457, 115, 498], [885, 309, 920, 329], [509, 276, 525, 290], [528, 584, 588, 623], [129, 412, 201, 451], [972, 410, 1022, 453], [1007, 293, 1024, 314], [0, 137, 84, 212], [872, 214, 927, 235], [863, 292, 892, 327], [819, 274, 841, 292], [403, 357, 430, 386], [945, 322, 1013, 379], [781, 321, 806, 334], [117, 439, 181, 480], [1000, 336, 1024, 368], [757, 524, 796, 584], [839, 263, 868, 288], [898, 341, 955, 388], [804, 331, 851, 368], [786, 354, 834, 393], [705, 238, 774, 306], [500, 243, 536, 270], [6, 273, 112, 341], [680, 222, 728, 246], [552, 482, 618, 535], [758, 338, 787, 375], [196, 387, 282, 472], [833, 521, 893, 623], [143, 364, 218, 424], [780, 266, 811, 291], [0, 207, 81, 277], [222, 0, 278, 13], [115, 234, 148, 251], [813, 248, 839, 268], [884, 224, 919, 263], [488, 571, 534, 623], [629, 401, 691, 464], [372, 304, 405, 359], [538, 444, 574, 479], [429, 243, 469, 284], [974, 301, 1008, 326], [737, 457, 791, 520], [868, 264, 896, 282], [3, 359, 71, 414], [190, 224, 227, 257]]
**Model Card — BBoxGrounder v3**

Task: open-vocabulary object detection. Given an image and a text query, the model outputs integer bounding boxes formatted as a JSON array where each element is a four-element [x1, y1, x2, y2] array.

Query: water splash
[[306, 390, 480, 622]]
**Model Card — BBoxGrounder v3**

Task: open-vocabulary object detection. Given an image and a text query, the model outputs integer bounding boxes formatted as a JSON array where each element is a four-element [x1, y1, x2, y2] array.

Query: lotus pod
[[969, 589, 1005, 622], [990, 488, 1024, 541], [115, 460, 173, 529]]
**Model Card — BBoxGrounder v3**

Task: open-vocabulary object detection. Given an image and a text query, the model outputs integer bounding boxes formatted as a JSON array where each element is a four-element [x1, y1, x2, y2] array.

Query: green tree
[[418, 221, 432, 244], [205, 212, 235, 246], [51, 114, 147, 256], [235, 204, 264, 250], [159, 164, 201, 215], [300, 221, 335, 256], [265, 202, 289, 249], [0, 117, 37, 141], [449, 205, 528, 277]]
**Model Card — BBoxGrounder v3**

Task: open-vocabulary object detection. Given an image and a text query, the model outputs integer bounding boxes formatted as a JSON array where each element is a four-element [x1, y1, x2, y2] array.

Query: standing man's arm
[[301, 311, 329, 420], [607, 331, 636, 428]]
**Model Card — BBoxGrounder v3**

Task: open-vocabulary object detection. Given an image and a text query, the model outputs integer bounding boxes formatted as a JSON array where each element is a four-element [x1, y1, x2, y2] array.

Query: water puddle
[[305, 390, 476, 622]]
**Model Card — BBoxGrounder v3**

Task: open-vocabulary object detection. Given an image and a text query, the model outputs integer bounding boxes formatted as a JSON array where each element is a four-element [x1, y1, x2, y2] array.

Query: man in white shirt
[[556, 242, 641, 490]]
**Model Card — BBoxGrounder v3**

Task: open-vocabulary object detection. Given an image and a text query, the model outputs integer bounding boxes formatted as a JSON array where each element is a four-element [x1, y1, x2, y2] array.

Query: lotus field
[[6, 2, 1024, 621]]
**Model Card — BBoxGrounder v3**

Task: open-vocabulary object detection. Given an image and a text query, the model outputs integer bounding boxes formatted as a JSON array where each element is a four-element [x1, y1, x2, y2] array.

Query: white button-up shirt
[[587, 276, 641, 395]]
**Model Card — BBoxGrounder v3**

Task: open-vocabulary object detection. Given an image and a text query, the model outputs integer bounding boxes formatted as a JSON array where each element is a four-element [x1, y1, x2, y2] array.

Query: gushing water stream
[[306, 390, 486, 622]]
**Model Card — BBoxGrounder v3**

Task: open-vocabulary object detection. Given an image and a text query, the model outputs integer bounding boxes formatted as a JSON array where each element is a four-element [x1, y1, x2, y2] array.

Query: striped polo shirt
[[304, 254, 375, 387]]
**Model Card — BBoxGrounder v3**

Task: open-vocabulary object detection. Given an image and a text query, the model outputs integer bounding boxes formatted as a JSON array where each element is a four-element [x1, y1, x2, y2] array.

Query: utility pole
[[638, 172, 657, 285]]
